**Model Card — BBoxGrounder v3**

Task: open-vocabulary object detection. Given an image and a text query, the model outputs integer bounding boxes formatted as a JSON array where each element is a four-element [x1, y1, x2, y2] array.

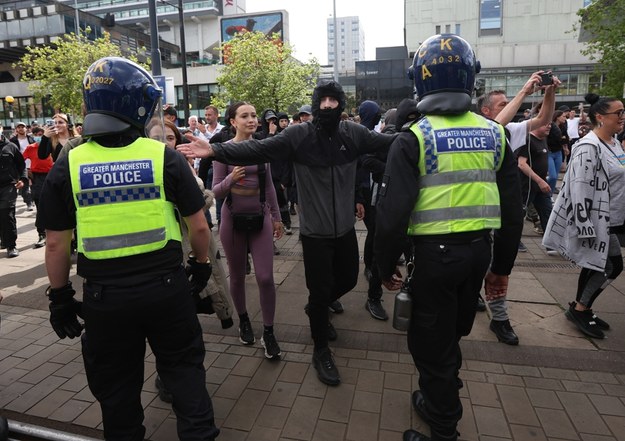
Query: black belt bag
[[232, 212, 264, 232], [228, 163, 266, 233]]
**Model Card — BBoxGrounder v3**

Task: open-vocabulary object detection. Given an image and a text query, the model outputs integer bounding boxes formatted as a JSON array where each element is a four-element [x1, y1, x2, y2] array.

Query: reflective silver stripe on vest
[[82, 228, 167, 252], [76, 186, 161, 207], [484, 118, 503, 169], [411, 205, 501, 224], [418, 169, 497, 189]]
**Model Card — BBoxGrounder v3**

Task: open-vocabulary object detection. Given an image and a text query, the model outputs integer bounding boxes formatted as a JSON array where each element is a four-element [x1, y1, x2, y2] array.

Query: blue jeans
[[547, 150, 563, 193], [525, 188, 553, 232]]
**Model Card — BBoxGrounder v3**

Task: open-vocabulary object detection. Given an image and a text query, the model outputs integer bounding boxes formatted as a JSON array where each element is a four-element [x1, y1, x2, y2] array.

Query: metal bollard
[[2, 417, 100, 441]]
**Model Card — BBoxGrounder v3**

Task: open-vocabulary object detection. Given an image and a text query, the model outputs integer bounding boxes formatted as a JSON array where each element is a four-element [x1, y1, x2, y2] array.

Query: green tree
[[214, 31, 319, 113], [575, 0, 625, 97], [16, 30, 146, 120]]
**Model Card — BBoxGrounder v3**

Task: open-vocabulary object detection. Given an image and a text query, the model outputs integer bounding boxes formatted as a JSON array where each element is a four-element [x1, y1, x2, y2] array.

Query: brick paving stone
[[246, 426, 281, 441], [380, 388, 411, 432], [298, 365, 328, 399], [319, 383, 354, 423], [215, 374, 251, 400], [211, 353, 242, 369], [206, 366, 231, 385], [384, 372, 412, 391], [348, 358, 381, 371], [49, 347, 82, 364], [540, 367, 579, 381], [255, 404, 290, 429], [53, 360, 84, 379], [578, 435, 617, 441], [467, 380, 500, 407], [526, 387, 563, 409], [223, 344, 260, 357], [248, 359, 285, 391], [473, 405, 511, 438], [556, 391, 611, 435], [278, 361, 308, 384], [230, 355, 262, 377], [577, 371, 619, 385], [503, 365, 542, 377], [143, 407, 173, 439], [603, 384, 625, 397], [20, 362, 64, 385], [223, 389, 269, 431], [312, 420, 347, 441], [4, 375, 66, 413], [72, 400, 103, 429], [399, 353, 413, 364], [459, 369, 487, 384], [72, 385, 96, 402], [356, 369, 385, 393], [587, 394, 625, 416], [380, 361, 416, 374], [14, 343, 68, 371], [535, 408, 579, 439], [345, 409, 379, 441], [509, 424, 548, 441], [338, 366, 360, 385], [457, 396, 478, 441], [0, 367, 28, 386], [266, 381, 300, 408], [603, 415, 625, 440], [465, 360, 505, 374], [497, 385, 540, 426], [486, 372, 527, 387], [27, 388, 75, 418], [3, 323, 40, 340], [149, 415, 178, 441], [283, 351, 314, 364], [352, 390, 382, 413], [367, 350, 398, 363], [211, 396, 236, 421], [49, 398, 93, 422], [523, 376, 565, 391], [379, 429, 404, 441], [57, 372, 88, 393], [281, 395, 323, 440], [12, 343, 46, 359], [562, 380, 609, 395]]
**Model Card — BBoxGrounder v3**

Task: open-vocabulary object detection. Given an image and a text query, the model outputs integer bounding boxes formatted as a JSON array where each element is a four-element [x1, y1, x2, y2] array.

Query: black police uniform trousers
[[0, 184, 18, 248], [81, 266, 219, 441], [408, 233, 491, 441], [301, 228, 359, 350]]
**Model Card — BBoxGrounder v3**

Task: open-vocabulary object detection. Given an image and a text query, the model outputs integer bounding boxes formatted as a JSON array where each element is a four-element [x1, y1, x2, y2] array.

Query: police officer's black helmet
[[411, 34, 481, 100], [82, 57, 162, 137]]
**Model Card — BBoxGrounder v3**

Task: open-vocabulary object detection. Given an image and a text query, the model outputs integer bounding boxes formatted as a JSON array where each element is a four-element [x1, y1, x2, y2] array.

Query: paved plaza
[[1, 200, 624, 441]]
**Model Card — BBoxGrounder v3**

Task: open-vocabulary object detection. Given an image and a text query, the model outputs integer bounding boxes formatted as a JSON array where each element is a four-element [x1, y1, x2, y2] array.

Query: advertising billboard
[[220, 11, 286, 44]]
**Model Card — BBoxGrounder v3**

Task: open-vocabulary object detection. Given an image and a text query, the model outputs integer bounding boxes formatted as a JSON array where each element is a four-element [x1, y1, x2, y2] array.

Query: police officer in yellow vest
[[375, 35, 523, 441], [39, 57, 219, 441]]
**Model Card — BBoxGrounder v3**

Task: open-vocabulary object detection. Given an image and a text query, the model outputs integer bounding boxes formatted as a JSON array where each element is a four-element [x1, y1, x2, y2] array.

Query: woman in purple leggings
[[212, 102, 284, 360]]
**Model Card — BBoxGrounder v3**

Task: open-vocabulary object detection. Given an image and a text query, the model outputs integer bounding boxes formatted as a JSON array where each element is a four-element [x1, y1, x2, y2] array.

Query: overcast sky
[[245, 0, 405, 64]]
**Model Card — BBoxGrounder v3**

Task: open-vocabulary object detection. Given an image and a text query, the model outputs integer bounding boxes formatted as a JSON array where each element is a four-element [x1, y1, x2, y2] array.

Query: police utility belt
[[227, 164, 266, 232]]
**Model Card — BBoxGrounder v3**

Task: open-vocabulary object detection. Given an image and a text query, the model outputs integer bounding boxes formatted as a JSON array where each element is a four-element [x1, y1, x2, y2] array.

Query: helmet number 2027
[[84, 75, 114, 90]]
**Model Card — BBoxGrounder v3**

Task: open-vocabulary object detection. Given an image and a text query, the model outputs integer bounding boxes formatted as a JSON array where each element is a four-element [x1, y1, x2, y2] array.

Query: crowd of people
[[1, 31, 624, 441]]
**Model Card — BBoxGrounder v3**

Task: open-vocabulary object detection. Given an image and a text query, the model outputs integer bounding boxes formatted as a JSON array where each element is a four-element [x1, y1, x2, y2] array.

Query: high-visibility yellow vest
[[69, 138, 181, 259], [408, 112, 505, 235]]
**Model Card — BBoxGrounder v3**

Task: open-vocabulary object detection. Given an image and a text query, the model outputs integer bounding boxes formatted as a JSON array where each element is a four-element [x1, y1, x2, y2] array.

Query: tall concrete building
[[404, 0, 597, 107], [327, 16, 365, 74]]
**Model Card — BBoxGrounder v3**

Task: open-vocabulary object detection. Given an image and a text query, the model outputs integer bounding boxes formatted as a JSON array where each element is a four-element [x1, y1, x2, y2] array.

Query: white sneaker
[[546, 248, 558, 256]]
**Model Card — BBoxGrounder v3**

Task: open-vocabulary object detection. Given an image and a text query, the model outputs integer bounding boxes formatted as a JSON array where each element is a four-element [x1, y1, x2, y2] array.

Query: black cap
[[264, 110, 277, 120]]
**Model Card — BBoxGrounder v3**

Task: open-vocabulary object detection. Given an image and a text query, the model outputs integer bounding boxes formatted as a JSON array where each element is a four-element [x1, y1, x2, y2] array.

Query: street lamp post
[[5, 95, 15, 135]]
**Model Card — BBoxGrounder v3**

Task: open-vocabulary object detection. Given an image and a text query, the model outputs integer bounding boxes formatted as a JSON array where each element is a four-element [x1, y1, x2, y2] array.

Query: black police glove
[[46, 282, 83, 339], [186, 257, 212, 297]]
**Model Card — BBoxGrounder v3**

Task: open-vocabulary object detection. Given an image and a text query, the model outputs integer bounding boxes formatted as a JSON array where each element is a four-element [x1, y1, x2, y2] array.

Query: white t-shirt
[[205, 123, 224, 140], [505, 120, 529, 152], [567, 117, 580, 140]]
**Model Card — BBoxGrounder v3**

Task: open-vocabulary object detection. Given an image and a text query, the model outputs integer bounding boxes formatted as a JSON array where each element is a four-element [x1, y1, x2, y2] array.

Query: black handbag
[[228, 164, 266, 232]]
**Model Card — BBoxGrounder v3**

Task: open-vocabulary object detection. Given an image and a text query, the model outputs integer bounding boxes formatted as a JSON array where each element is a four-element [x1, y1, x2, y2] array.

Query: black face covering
[[316, 107, 342, 131]]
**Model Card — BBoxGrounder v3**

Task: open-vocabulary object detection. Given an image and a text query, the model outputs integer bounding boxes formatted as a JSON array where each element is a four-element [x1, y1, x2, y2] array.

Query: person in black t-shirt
[[516, 123, 554, 248]]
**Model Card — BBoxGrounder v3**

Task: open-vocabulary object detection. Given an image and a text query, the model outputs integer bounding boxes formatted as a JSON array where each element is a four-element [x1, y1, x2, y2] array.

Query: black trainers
[[155, 375, 173, 403], [34, 234, 46, 249], [329, 299, 344, 314], [312, 347, 340, 385], [261, 331, 281, 360], [403, 429, 431, 441], [366, 298, 388, 320], [590, 311, 610, 330], [284, 225, 293, 235], [7, 248, 19, 258], [489, 319, 519, 345], [565, 303, 605, 339], [239, 319, 255, 345], [411, 390, 434, 425]]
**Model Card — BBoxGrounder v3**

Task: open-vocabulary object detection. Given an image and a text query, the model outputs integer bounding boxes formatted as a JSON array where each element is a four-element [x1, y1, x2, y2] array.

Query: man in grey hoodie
[[180, 80, 395, 386]]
